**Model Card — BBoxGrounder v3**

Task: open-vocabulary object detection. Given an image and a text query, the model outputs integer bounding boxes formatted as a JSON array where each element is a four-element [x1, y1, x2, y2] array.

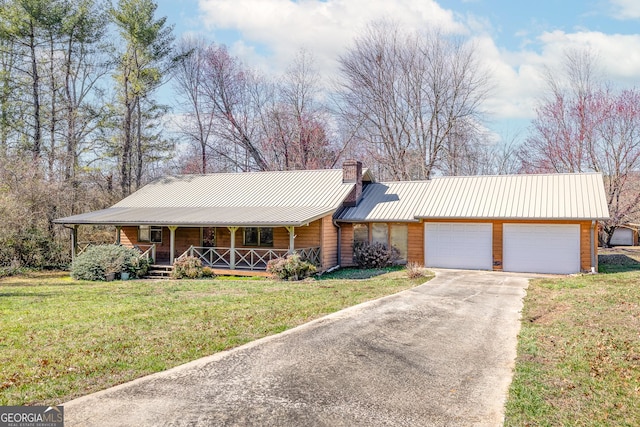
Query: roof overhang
[[334, 218, 421, 223], [414, 216, 611, 221], [53, 206, 337, 228]]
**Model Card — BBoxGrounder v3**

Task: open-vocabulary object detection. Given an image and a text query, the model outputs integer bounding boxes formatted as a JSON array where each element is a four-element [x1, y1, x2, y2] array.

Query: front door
[[202, 227, 216, 247]]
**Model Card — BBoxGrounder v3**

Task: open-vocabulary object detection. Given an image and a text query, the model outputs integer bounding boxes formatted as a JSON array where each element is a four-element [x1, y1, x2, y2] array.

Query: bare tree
[[172, 36, 215, 173], [519, 49, 640, 245], [196, 45, 338, 172], [261, 49, 337, 170], [199, 43, 269, 171], [336, 21, 491, 180]]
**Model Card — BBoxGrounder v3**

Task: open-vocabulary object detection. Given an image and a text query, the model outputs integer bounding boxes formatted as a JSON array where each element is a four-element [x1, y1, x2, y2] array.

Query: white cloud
[[474, 29, 640, 122], [470, 36, 549, 122], [537, 30, 640, 84], [197, 0, 464, 79], [610, 0, 640, 19], [194, 0, 640, 129]]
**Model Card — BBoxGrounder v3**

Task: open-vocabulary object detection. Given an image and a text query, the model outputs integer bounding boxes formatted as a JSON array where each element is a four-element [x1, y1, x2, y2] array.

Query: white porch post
[[71, 225, 78, 260], [228, 227, 238, 269], [286, 226, 296, 254], [115, 226, 121, 245], [168, 226, 178, 264]]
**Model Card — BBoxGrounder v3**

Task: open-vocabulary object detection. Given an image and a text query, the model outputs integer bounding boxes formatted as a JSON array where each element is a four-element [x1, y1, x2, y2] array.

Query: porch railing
[[77, 242, 93, 256], [77, 241, 119, 256], [76, 242, 156, 263], [296, 247, 321, 266], [133, 244, 156, 262], [177, 246, 322, 271]]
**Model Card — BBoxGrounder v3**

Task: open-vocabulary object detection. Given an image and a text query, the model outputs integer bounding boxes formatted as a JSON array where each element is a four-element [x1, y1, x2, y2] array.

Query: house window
[[390, 223, 408, 262], [353, 223, 407, 263], [353, 224, 369, 244], [371, 223, 388, 245], [139, 226, 162, 243], [243, 227, 273, 247]]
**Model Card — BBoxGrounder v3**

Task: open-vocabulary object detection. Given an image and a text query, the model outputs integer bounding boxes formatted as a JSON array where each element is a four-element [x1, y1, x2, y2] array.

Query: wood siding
[[294, 220, 321, 248], [320, 215, 339, 269], [407, 222, 424, 265], [340, 223, 355, 267], [120, 226, 137, 247]]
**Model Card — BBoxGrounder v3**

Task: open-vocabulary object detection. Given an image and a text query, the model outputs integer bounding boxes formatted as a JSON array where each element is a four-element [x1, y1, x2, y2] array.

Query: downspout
[[332, 218, 341, 269], [590, 220, 596, 273]]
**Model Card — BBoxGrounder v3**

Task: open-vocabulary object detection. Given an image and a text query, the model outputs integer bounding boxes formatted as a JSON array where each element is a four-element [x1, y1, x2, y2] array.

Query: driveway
[[64, 269, 529, 426]]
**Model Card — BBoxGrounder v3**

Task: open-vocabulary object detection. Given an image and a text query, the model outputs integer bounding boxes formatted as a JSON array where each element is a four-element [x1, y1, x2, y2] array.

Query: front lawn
[[504, 262, 640, 425], [0, 268, 430, 406]]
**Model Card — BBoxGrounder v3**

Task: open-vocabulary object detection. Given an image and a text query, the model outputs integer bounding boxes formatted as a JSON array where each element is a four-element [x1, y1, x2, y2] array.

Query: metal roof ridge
[[165, 168, 344, 178], [428, 172, 604, 180]]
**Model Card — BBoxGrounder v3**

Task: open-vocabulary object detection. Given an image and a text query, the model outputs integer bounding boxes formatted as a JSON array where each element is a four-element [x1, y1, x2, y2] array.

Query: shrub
[[0, 260, 28, 278], [71, 244, 150, 281], [406, 262, 428, 279], [353, 242, 399, 269], [267, 253, 317, 280], [202, 266, 216, 278], [172, 256, 203, 279], [0, 228, 68, 270]]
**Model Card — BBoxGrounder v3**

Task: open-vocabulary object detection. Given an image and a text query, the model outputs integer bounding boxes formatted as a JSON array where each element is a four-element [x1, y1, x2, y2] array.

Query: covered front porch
[[69, 220, 332, 273], [175, 244, 322, 271]]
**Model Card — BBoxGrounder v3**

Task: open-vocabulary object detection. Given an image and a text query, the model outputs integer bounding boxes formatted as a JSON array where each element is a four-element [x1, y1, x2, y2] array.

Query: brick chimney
[[342, 160, 363, 207]]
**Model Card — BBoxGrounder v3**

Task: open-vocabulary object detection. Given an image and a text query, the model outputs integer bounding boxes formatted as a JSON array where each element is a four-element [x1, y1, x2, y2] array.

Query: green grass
[[0, 269, 429, 406], [504, 269, 640, 426]]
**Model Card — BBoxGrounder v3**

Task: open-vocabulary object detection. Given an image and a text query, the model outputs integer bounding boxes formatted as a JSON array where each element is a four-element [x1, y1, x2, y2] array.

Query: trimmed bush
[[353, 242, 399, 269], [266, 253, 317, 280], [172, 256, 203, 279], [71, 244, 150, 281], [202, 266, 216, 278]]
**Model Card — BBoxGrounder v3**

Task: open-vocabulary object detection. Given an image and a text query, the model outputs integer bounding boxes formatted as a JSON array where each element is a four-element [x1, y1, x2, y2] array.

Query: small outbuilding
[[609, 225, 639, 246]]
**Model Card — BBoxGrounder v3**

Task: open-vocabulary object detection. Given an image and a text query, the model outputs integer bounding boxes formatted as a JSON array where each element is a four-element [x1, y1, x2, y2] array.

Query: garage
[[503, 224, 580, 274], [424, 223, 492, 270]]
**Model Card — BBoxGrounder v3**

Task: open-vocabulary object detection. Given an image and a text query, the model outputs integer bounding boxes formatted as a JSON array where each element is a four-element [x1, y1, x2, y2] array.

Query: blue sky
[[156, 0, 640, 142]]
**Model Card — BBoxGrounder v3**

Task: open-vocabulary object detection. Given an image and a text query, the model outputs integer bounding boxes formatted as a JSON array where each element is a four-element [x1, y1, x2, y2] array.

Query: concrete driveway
[[64, 269, 529, 426]]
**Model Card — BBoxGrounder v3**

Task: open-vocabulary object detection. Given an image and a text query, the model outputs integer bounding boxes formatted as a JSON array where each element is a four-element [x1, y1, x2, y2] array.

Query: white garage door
[[424, 223, 493, 270], [610, 227, 633, 246], [503, 224, 580, 274]]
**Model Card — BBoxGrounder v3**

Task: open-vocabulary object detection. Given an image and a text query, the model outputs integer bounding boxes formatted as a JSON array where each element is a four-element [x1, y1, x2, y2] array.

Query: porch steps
[[144, 265, 173, 279]]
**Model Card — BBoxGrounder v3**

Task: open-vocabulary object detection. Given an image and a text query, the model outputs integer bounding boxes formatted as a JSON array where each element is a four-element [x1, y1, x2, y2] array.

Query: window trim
[[243, 227, 274, 247], [139, 225, 162, 244]]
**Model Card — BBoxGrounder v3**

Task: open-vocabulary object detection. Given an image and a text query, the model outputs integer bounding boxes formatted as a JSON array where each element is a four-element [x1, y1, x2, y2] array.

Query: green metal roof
[[56, 170, 610, 227], [55, 169, 355, 226], [336, 173, 610, 222]]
